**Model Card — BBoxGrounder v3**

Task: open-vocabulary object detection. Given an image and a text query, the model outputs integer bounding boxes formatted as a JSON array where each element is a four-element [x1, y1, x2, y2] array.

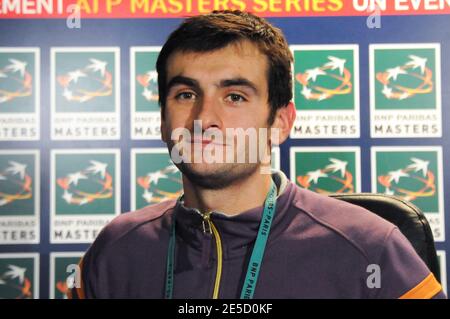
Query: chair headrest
[[329, 193, 440, 282]]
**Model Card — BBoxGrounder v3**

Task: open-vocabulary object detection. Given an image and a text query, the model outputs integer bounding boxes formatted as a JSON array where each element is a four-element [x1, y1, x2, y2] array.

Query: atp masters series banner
[[0, 0, 449, 298]]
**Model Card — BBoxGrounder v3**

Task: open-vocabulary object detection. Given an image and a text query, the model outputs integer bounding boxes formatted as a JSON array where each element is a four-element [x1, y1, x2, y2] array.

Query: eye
[[175, 91, 196, 101], [225, 93, 247, 104]]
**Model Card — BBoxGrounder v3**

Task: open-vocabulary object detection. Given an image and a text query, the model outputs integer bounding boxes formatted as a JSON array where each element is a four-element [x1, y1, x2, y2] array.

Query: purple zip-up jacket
[[70, 171, 445, 299]]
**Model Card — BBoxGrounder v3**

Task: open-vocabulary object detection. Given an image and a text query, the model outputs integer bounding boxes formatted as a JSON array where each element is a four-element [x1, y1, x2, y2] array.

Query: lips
[[191, 140, 226, 146], [191, 138, 213, 145], [189, 137, 227, 146]]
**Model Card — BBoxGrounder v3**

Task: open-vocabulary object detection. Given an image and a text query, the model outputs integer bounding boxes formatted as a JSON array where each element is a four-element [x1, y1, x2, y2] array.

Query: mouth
[[189, 137, 228, 146]]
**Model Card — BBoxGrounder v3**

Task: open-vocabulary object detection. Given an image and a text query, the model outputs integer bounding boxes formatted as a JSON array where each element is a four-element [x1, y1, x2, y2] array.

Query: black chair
[[329, 192, 440, 282]]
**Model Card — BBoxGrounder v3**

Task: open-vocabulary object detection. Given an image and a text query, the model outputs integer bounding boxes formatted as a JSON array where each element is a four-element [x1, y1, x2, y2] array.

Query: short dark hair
[[156, 10, 293, 124]]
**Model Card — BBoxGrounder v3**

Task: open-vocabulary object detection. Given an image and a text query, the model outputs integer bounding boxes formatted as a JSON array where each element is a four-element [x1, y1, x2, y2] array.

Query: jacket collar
[[174, 170, 295, 259]]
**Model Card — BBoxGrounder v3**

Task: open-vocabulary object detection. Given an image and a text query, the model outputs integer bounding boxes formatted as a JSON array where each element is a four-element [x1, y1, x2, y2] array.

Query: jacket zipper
[[202, 212, 223, 299]]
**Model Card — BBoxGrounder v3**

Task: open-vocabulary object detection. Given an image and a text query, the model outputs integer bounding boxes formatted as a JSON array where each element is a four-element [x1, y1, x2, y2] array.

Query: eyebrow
[[219, 78, 259, 94], [167, 76, 200, 92], [166, 75, 259, 95]]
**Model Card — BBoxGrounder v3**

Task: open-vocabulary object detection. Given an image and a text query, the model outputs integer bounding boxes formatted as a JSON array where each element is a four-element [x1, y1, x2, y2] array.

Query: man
[[70, 10, 445, 299]]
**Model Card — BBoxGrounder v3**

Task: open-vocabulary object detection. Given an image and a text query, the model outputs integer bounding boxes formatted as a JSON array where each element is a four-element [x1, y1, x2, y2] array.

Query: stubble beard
[[166, 138, 262, 190], [176, 161, 261, 190]]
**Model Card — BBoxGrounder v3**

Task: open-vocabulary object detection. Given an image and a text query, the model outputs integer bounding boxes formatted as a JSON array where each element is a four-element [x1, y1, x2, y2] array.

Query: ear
[[270, 101, 295, 145]]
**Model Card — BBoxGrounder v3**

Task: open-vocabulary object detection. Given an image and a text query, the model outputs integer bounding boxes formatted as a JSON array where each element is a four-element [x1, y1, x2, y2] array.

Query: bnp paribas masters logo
[[131, 149, 182, 211], [370, 44, 441, 138], [372, 147, 444, 241], [0, 55, 33, 107], [0, 151, 39, 244], [0, 48, 39, 141], [290, 147, 360, 194], [294, 52, 354, 108], [290, 45, 359, 139], [53, 151, 118, 214], [375, 54, 433, 102], [51, 150, 120, 243], [131, 47, 161, 140], [0, 253, 38, 299], [56, 159, 113, 207], [0, 156, 33, 212], [54, 51, 116, 112], [134, 49, 159, 109], [51, 48, 120, 140]]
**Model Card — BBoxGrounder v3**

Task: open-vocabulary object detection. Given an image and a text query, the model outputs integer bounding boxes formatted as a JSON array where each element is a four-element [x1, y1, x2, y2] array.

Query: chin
[[177, 162, 259, 190]]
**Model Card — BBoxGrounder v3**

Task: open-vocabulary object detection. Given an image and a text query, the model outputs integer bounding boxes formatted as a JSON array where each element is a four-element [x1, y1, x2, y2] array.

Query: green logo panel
[[294, 151, 357, 194], [55, 153, 116, 215], [0, 154, 35, 216], [375, 151, 439, 212], [374, 48, 437, 110], [135, 152, 182, 210], [54, 51, 116, 113], [0, 257, 35, 299], [0, 52, 36, 113], [53, 256, 82, 299], [293, 49, 355, 110], [135, 51, 159, 112]]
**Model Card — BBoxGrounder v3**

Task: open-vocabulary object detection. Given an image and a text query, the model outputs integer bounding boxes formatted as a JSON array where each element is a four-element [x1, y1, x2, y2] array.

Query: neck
[[182, 170, 273, 216]]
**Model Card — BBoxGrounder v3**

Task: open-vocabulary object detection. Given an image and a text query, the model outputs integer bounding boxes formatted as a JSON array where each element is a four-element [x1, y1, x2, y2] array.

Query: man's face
[[161, 40, 273, 189]]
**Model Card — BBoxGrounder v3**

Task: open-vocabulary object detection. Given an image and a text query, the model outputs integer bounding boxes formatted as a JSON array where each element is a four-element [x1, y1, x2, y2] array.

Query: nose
[[193, 95, 222, 132]]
